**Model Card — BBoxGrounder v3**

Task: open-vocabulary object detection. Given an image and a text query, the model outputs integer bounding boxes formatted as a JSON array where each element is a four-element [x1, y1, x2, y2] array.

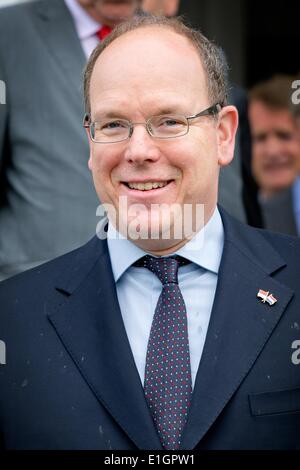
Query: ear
[[83, 112, 94, 171], [216, 105, 239, 167], [85, 128, 93, 171]]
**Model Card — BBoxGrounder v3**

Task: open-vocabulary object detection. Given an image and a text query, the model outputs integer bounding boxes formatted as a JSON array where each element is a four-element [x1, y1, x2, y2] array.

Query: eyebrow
[[93, 111, 128, 121]]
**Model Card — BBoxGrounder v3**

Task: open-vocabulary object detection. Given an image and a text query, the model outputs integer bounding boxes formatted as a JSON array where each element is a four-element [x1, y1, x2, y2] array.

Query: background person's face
[[87, 28, 237, 253], [141, 0, 180, 16], [77, 0, 140, 27], [249, 101, 300, 197]]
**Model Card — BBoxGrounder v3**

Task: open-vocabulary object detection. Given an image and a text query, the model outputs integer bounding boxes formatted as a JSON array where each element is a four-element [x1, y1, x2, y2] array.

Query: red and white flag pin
[[257, 289, 277, 306]]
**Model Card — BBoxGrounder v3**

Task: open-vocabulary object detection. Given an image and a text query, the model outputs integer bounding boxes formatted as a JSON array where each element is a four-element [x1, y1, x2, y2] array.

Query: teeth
[[127, 181, 169, 191]]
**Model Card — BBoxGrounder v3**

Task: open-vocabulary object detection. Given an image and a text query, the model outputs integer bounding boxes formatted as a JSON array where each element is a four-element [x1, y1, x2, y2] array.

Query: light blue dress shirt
[[292, 176, 300, 236], [65, 0, 101, 58], [107, 208, 224, 389]]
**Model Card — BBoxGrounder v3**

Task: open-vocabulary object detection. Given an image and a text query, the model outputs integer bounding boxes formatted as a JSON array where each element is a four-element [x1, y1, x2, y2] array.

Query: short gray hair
[[84, 15, 229, 113]]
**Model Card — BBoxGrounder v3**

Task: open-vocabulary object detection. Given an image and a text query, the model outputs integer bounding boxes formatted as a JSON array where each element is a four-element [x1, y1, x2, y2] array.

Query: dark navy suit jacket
[[0, 209, 300, 449]]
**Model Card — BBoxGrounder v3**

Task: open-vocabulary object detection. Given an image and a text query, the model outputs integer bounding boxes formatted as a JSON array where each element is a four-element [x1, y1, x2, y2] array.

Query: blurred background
[[2, 0, 300, 88]]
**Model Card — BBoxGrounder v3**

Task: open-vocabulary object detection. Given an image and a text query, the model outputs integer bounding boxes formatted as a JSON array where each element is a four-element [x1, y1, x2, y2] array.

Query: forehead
[[89, 27, 208, 113], [250, 101, 296, 132]]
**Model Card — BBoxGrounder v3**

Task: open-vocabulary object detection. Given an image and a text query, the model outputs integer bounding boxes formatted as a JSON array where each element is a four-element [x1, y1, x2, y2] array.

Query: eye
[[253, 133, 267, 144], [276, 131, 293, 141], [157, 116, 185, 127], [100, 120, 128, 131], [164, 119, 180, 127]]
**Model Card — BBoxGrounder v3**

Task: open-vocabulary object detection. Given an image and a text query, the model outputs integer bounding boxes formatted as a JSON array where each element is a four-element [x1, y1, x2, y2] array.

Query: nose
[[124, 124, 161, 165]]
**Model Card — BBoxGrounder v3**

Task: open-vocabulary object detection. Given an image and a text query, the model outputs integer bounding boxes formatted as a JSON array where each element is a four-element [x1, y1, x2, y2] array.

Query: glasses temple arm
[[186, 103, 222, 121]]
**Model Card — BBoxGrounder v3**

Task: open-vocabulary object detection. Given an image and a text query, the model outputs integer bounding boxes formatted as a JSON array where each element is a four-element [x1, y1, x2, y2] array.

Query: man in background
[[290, 94, 300, 236], [249, 75, 300, 236], [0, 0, 141, 280]]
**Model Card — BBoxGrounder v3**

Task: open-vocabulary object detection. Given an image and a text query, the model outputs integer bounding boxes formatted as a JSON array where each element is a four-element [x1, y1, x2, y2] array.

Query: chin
[[132, 236, 185, 255]]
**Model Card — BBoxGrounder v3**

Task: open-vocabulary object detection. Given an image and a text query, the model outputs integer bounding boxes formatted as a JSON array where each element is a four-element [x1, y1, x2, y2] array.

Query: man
[[0, 0, 141, 280], [290, 101, 300, 236], [1, 16, 300, 450], [249, 75, 300, 236], [0, 0, 256, 283]]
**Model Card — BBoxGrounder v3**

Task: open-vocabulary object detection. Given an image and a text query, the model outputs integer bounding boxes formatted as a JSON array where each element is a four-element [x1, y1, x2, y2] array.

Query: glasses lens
[[149, 115, 188, 138], [92, 119, 130, 142]]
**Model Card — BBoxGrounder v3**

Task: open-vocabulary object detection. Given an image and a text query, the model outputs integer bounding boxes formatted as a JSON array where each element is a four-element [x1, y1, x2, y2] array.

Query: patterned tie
[[96, 25, 112, 41], [134, 255, 192, 450]]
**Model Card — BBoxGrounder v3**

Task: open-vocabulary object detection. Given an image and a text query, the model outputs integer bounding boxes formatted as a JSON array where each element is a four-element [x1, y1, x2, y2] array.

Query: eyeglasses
[[83, 103, 222, 144]]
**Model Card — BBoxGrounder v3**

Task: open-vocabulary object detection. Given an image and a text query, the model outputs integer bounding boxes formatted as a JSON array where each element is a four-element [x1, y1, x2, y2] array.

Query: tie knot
[[134, 255, 189, 285]]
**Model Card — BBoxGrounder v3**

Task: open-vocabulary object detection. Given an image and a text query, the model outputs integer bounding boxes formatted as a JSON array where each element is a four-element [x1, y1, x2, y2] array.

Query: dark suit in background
[[220, 86, 263, 228], [0, 208, 299, 449], [232, 86, 263, 228], [0, 0, 97, 279], [260, 187, 298, 236]]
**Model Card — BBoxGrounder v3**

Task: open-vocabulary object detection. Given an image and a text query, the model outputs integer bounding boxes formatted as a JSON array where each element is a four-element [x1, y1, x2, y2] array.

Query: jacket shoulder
[[258, 228, 300, 261], [0, 0, 39, 24], [0, 236, 104, 302], [220, 206, 300, 273]]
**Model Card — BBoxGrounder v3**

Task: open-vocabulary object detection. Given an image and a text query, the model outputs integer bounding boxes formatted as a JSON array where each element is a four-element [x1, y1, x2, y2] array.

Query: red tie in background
[[96, 25, 112, 41]]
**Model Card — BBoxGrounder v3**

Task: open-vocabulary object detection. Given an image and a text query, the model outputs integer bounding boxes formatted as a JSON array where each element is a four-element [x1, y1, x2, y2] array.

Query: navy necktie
[[134, 255, 192, 450]]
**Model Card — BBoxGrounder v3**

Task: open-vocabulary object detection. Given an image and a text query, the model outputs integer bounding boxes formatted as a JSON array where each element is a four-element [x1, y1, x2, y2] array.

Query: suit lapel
[[47, 211, 295, 450], [181, 210, 294, 449], [48, 237, 162, 450], [182, 211, 293, 449], [32, 0, 86, 94]]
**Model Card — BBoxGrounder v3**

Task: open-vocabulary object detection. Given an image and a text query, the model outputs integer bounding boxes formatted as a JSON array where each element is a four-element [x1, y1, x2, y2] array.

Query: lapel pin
[[257, 289, 277, 306]]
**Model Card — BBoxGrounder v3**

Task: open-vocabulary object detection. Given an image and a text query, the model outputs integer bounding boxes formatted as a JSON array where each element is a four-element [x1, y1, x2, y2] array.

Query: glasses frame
[[83, 103, 222, 144]]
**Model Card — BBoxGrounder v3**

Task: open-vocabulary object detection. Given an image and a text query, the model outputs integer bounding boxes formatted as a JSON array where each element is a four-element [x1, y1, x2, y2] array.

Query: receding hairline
[[84, 15, 228, 113], [96, 23, 203, 56], [249, 75, 296, 111], [89, 24, 207, 89]]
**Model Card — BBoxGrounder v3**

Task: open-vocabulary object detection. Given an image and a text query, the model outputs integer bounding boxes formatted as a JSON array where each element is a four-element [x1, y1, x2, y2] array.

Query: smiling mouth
[[123, 180, 173, 191]]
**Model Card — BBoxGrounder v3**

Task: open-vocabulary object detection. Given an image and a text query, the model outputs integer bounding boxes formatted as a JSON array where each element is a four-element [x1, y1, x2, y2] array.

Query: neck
[[128, 204, 216, 256]]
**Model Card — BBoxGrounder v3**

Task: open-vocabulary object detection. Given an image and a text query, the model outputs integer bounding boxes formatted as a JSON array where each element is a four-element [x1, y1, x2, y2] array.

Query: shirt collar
[[64, 0, 101, 40], [107, 207, 224, 282]]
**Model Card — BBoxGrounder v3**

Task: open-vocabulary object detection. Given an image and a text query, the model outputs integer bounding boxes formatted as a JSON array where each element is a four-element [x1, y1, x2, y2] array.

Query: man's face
[[87, 28, 237, 253], [249, 101, 300, 197], [77, 0, 141, 27]]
